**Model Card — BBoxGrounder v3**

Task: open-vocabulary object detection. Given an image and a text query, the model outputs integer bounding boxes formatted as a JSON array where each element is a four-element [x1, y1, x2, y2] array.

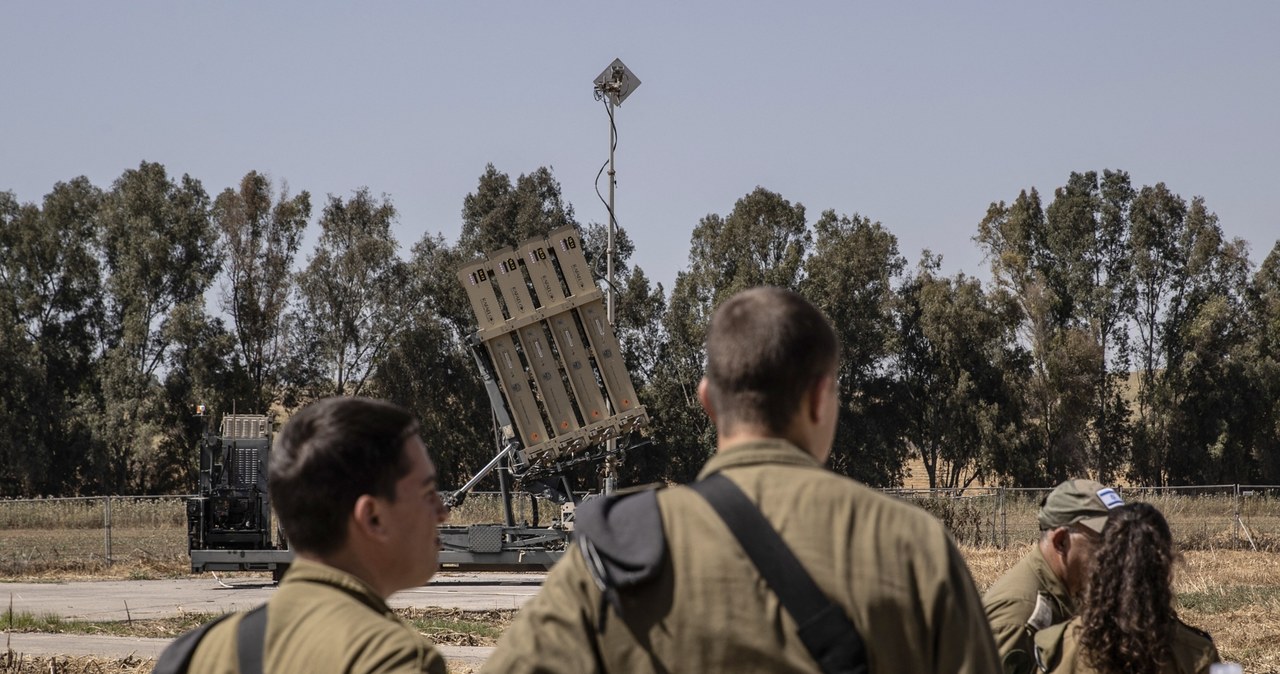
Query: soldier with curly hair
[[1034, 502, 1219, 674]]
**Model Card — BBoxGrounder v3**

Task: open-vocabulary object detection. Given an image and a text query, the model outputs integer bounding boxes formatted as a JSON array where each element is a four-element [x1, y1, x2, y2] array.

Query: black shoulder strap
[[151, 604, 268, 674], [152, 612, 235, 674], [237, 604, 269, 674], [691, 473, 868, 674]]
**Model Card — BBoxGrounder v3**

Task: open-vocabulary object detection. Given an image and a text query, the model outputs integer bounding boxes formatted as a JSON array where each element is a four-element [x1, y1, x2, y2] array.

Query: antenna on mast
[[592, 58, 641, 496]]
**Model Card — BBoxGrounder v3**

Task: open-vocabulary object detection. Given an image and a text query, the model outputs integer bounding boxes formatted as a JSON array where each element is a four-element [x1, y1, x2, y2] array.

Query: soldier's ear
[[808, 375, 836, 424], [1050, 527, 1070, 555], [697, 378, 717, 425], [351, 494, 386, 538]]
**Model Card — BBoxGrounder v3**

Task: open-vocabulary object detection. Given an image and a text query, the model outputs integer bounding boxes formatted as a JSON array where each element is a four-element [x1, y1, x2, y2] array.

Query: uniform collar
[[697, 437, 823, 479], [1029, 544, 1076, 615], [281, 557, 393, 615]]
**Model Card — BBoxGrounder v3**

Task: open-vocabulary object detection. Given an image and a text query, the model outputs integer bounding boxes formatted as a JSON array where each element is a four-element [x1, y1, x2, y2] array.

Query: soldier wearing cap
[[983, 479, 1124, 673]]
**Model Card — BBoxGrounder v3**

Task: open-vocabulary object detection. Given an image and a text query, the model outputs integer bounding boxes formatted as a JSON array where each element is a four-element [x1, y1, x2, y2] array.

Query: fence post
[[989, 488, 997, 548], [999, 488, 1007, 549], [103, 495, 113, 566], [1233, 484, 1241, 549]]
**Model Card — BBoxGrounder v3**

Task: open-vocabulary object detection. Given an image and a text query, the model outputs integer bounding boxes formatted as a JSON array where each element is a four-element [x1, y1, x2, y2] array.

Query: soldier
[[483, 286, 1000, 673], [1033, 502, 1219, 673], [165, 397, 450, 674], [983, 478, 1125, 673]]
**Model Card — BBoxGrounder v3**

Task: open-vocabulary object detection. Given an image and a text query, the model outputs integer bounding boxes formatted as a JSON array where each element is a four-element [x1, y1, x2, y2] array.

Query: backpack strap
[[691, 473, 868, 674], [236, 604, 269, 674], [151, 605, 268, 674], [152, 612, 235, 674]]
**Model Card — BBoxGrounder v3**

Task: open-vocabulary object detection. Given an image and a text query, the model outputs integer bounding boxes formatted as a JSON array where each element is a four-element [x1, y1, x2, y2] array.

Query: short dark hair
[[269, 396, 420, 555], [704, 287, 840, 434]]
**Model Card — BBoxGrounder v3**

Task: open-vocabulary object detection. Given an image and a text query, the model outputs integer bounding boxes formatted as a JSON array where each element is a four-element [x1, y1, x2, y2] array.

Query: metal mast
[[592, 58, 640, 495]]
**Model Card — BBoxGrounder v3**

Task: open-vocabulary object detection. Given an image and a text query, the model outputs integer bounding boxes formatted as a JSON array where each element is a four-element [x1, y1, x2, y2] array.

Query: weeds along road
[[3, 633, 497, 666], [1, 572, 543, 664], [2, 571, 545, 621]]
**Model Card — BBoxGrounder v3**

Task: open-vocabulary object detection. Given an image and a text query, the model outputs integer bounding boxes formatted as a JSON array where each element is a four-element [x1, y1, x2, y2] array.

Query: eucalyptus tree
[[1040, 170, 1135, 481], [371, 233, 488, 489], [1128, 183, 1188, 426], [645, 187, 809, 483], [977, 171, 1149, 485], [1146, 200, 1252, 484], [977, 188, 1094, 484], [893, 253, 1025, 489], [0, 182, 104, 494], [96, 162, 221, 492], [458, 164, 578, 256], [1245, 242, 1280, 482], [801, 210, 906, 486], [150, 301, 244, 493], [289, 188, 407, 400], [212, 171, 311, 410]]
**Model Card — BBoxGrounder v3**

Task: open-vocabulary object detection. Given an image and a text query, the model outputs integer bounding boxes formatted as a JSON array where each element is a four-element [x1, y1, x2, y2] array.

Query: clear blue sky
[[4, 2, 1277, 293]]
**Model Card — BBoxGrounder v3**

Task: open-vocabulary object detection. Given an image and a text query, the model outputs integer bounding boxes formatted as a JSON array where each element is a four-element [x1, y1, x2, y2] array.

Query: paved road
[[1, 572, 543, 664], [2, 571, 545, 621]]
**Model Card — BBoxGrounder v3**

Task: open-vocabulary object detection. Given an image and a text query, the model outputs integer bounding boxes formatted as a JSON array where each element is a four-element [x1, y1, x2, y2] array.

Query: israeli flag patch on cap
[[1097, 488, 1124, 509]]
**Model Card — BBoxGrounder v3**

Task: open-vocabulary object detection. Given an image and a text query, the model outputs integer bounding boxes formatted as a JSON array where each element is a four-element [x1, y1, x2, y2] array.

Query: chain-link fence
[[3, 485, 1278, 573], [0, 492, 569, 573], [0, 495, 190, 573], [893, 484, 1280, 550]]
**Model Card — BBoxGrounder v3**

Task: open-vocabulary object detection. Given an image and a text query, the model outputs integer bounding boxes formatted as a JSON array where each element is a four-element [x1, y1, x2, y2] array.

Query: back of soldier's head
[[704, 287, 839, 434], [269, 396, 419, 555]]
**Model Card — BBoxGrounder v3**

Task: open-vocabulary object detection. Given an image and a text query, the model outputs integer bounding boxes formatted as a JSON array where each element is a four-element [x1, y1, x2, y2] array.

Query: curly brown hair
[[1078, 502, 1178, 674]]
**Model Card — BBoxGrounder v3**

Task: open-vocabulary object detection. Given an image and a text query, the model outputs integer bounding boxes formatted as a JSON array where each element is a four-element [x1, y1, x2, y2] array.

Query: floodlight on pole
[[592, 58, 639, 496]]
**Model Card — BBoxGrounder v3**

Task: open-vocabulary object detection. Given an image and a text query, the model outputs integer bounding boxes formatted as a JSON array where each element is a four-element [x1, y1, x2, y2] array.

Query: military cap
[[1037, 479, 1123, 533]]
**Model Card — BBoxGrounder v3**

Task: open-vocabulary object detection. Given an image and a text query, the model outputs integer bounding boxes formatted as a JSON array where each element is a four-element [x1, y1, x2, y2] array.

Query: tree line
[[2, 162, 1278, 497]]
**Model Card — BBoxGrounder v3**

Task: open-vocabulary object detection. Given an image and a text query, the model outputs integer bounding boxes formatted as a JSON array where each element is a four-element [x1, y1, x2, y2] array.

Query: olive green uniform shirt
[[983, 545, 1074, 671], [187, 558, 447, 674], [484, 438, 1000, 673], [1033, 617, 1219, 673]]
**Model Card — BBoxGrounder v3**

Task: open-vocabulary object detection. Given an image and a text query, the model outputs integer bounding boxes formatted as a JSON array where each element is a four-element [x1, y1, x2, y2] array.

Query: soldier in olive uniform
[[184, 397, 450, 674], [483, 287, 1000, 674], [983, 479, 1125, 673], [1033, 502, 1219, 674]]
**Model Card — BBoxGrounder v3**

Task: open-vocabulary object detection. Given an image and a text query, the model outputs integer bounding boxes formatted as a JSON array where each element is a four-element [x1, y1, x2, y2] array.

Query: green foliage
[[371, 231, 490, 488], [213, 171, 310, 411], [978, 173, 1140, 485], [0, 181, 104, 496], [640, 188, 809, 484], [3, 160, 1280, 498], [94, 162, 221, 493], [1245, 243, 1280, 482], [459, 164, 578, 255], [289, 188, 407, 400], [802, 210, 906, 486], [892, 254, 1023, 489], [1130, 194, 1257, 485]]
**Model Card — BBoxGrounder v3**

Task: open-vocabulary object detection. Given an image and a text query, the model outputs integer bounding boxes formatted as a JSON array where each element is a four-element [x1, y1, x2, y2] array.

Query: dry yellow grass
[[0, 652, 479, 674], [0, 652, 152, 674]]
